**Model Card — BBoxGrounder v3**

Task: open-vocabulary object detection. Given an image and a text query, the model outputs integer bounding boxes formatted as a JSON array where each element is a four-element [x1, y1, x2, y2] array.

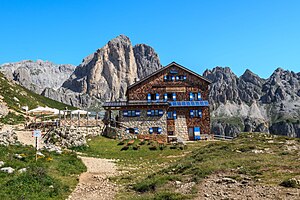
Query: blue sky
[[0, 0, 300, 78]]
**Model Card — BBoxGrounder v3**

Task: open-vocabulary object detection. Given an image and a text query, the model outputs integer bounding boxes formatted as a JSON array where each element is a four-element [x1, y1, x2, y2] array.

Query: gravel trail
[[68, 156, 119, 200]]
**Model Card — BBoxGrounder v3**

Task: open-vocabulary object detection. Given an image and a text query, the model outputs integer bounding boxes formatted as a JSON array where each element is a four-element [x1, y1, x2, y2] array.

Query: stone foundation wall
[[119, 109, 167, 135], [175, 114, 188, 140]]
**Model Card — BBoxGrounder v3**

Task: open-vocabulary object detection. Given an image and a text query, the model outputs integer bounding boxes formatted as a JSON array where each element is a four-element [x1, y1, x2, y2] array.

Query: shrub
[[133, 145, 140, 150], [121, 146, 129, 151], [149, 145, 157, 151], [280, 178, 300, 188]]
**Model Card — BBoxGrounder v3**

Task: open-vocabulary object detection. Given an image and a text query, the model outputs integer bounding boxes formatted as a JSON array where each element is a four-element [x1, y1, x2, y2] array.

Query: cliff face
[[134, 43, 162, 79], [62, 35, 137, 101], [43, 35, 162, 108], [204, 67, 300, 137], [0, 60, 75, 94]]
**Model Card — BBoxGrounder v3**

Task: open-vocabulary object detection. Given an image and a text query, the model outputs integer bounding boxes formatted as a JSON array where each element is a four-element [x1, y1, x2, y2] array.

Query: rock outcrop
[[0, 95, 9, 117], [0, 127, 18, 146], [0, 60, 75, 94], [269, 121, 300, 138]]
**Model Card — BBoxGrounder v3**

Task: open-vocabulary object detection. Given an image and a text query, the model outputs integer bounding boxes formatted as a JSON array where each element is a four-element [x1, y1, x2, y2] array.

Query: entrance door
[[188, 127, 194, 140], [194, 127, 201, 140]]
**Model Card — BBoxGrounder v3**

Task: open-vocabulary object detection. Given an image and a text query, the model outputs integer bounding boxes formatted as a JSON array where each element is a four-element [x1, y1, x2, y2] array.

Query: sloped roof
[[128, 62, 211, 90]]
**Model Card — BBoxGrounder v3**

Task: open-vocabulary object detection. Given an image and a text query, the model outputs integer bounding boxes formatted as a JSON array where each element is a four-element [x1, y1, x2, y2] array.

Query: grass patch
[[0, 144, 86, 199]]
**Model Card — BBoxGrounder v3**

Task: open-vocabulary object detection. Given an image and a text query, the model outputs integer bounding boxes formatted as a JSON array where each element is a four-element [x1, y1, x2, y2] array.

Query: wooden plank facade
[[103, 62, 211, 141]]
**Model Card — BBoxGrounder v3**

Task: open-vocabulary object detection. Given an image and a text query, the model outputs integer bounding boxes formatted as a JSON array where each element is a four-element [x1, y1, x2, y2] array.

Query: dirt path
[[68, 156, 119, 200]]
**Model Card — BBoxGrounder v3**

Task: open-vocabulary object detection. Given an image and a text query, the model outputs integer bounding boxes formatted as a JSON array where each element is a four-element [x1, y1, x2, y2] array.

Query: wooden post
[[35, 137, 38, 162], [96, 112, 98, 127], [64, 111, 66, 126], [108, 109, 111, 127], [78, 112, 80, 127], [86, 112, 89, 127], [86, 112, 89, 135], [59, 110, 61, 127]]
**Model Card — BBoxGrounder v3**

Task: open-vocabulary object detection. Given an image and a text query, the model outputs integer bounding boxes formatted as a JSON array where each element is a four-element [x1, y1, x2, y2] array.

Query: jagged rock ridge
[[204, 67, 300, 137], [0, 60, 75, 94]]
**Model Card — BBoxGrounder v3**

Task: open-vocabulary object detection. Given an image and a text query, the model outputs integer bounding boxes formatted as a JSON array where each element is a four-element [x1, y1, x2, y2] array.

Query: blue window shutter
[[171, 76, 175, 81], [134, 128, 139, 134], [164, 93, 168, 101], [149, 127, 153, 134], [198, 92, 201, 100], [164, 76, 167, 81], [190, 92, 194, 101], [198, 110, 202, 118], [147, 110, 151, 116], [159, 110, 163, 116], [176, 76, 179, 81], [190, 110, 194, 117], [173, 111, 177, 119], [156, 93, 159, 100], [172, 93, 176, 101], [183, 75, 187, 80], [147, 93, 151, 102], [158, 127, 162, 134], [123, 110, 128, 117], [136, 110, 141, 116]]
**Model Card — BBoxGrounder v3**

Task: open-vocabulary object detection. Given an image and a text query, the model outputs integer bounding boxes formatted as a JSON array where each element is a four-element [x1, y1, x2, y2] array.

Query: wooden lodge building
[[103, 62, 211, 141]]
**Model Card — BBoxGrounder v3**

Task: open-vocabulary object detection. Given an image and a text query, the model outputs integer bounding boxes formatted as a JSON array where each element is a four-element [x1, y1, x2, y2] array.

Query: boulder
[[1, 167, 15, 174]]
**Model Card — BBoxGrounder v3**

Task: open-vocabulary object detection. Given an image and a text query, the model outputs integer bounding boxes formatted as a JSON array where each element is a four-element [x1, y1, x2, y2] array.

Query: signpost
[[32, 130, 41, 161]]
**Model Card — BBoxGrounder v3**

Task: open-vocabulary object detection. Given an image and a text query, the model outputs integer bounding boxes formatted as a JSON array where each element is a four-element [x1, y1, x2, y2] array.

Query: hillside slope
[[0, 72, 75, 124]]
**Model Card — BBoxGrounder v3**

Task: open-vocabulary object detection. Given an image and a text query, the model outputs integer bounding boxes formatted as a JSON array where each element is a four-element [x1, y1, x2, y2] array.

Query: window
[[126, 128, 139, 134], [175, 75, 187, 81], [123, 110, 140, 117], [189, 92, 202, 101], [164, 93, 175, 101], [147, 93, 159, 101], [128, 110, 136, 117], [147, 109, 164, 117], [167, 111, 177, 119], [190, 109, 202, 118], [149, 127, 162, 134], [164, 75, 175, 81]]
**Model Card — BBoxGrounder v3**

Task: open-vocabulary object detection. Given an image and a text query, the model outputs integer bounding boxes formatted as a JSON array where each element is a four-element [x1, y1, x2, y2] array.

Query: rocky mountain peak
[[43, 35, 163, 108], [261, 67, 300, 103], [109, 34, 130, 44], [240, 69, 264, 87]]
